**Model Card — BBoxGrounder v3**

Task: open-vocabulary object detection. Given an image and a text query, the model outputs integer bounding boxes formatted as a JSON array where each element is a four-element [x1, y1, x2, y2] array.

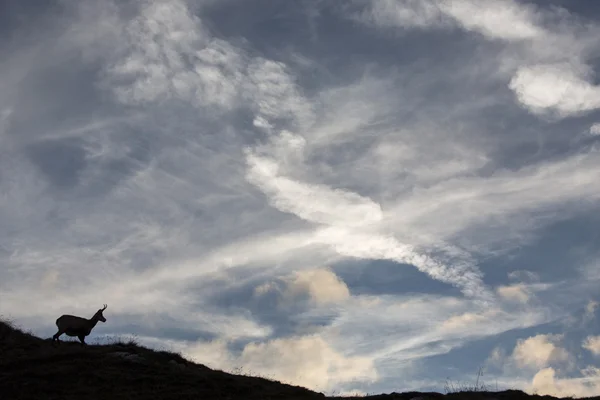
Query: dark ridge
[[1, 319, 598, 400]]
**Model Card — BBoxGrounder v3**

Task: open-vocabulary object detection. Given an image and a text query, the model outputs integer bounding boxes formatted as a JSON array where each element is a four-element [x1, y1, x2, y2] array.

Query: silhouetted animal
[[52, 304, 107, 345]]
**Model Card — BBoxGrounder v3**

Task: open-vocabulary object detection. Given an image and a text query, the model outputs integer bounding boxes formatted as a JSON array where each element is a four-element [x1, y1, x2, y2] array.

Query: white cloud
[[184, 335, 377, 392], [531, 367, 600, 398], [245, 151, 383, 229], [104, 0, 244, 108], [590, 123, 600, 136], [381, 151, 600, 253], [284, 268, 351, 305], [245, 58, 315, 130], [265, 34, 600, 281], [490, 332, 600, 397], [358, 0, 542, 41], [104, 0, 317, 131], [509, 63, 600, 117], [583, 336, 600, 356], [511, 334, 571, 370], [440, 0, 542, 41], [308, 75, 397, 146], [313, 227, 491, 302], [325, 293, 552, 369], [240, 335, 377, 391], [244, 126, 492, 301], [496, 284, 530, 303], [440, 309, 501, 331], [253, 267, 350, 307], [354, 0, 600, 119], [244, 128, 385, 229]]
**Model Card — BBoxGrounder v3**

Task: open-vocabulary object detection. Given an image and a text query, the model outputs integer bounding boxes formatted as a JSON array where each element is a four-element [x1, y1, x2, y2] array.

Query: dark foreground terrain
[[1, 319, 597, 400]]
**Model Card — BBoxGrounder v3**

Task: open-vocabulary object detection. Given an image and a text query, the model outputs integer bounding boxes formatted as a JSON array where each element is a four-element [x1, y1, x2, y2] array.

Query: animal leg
[[78, 335, 87, 345], [52, 330, 63, 345]]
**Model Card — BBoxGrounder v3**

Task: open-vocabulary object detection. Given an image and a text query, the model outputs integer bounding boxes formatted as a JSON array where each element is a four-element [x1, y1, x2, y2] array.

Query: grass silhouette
[[1, 318, 597, 400]]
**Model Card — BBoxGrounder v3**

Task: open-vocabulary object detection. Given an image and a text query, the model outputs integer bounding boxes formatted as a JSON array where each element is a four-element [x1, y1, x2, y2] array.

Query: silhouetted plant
[[444, 366, 488, 393]]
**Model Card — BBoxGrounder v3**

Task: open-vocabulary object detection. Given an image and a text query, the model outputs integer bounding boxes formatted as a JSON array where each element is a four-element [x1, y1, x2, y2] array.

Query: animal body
[[52, 304, 107, 345]]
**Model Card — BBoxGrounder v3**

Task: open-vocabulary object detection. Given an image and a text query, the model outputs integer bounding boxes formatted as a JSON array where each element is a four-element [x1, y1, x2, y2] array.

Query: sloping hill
[[0, 318, 595, 400]]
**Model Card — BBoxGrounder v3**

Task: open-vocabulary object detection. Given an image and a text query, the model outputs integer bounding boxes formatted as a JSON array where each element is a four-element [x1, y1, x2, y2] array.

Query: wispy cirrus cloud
[[355, 0, 542, 40], [353, 0, 600, 118]]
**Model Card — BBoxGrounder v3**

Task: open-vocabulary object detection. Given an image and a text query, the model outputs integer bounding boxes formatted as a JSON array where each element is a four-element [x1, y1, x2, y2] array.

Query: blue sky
[[1, 0, 600, 396]]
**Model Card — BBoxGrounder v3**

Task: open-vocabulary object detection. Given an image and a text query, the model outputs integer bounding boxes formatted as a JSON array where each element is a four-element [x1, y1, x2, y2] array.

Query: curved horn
[[102, 304, 107, 311]]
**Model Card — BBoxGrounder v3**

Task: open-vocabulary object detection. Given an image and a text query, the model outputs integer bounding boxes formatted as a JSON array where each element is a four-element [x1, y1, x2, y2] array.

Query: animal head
[[95, 304, 108, 323]]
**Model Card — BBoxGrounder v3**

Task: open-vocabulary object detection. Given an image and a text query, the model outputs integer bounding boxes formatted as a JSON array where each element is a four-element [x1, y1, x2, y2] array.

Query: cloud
[[244, 125, 492, 302], [245, 58, 315, 130], [353, 0, 600, 119], [583, 336, 600, 356], [104, 0, 317, 133], [485, 346, 507, 370], [240, 335, 377, 390], [314, 228, 492, 302], [104, 0, 244, 108], [308, 75, 399, 147], [440, 309, 501, 331], [494, 333, 600, 397], [326, 293, 551, 372], [496, 284, 530, 303], [245, 150, 384, 229], [511, 334, 571, 370], [381, 150, 600, 254], [248, 267, 351, 330], [4, 0, 600, 395], [356, 0, 542, 41], [40, 270, 60, 290], [439, 0, 542, 41], [263, 268, 351, 306], [586, 300, 599, 318], [590, 123, 600, 136], [508, 270, 540, 283], [531, 367, 600, 398], [486, 327, 600, 398], [183, 335, 377, 392], [244, 92, 600, 306], [509, 63, 600, 117]]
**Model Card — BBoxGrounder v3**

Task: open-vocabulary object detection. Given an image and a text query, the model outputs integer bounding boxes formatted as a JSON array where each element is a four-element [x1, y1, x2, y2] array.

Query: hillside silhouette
[[1, 318, 598, 400]]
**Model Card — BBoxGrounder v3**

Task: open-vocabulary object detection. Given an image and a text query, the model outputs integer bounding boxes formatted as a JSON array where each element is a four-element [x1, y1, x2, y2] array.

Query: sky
[[1, 0, 600, 396]]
